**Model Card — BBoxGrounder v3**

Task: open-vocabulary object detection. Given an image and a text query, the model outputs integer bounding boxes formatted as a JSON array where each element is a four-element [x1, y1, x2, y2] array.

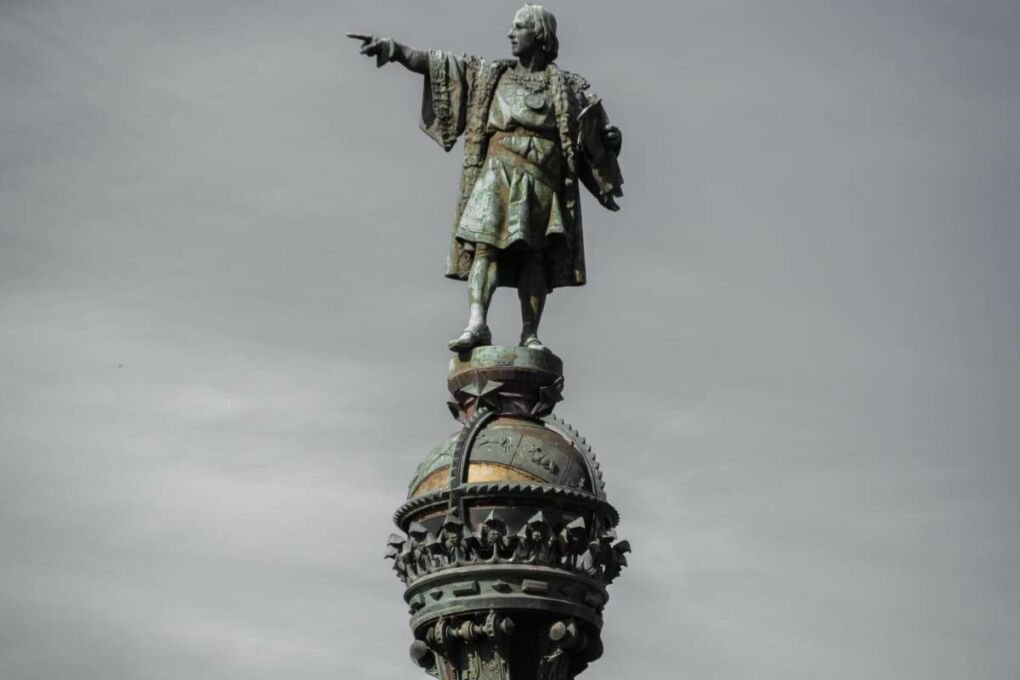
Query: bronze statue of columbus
[[350, 4, 623, 353]]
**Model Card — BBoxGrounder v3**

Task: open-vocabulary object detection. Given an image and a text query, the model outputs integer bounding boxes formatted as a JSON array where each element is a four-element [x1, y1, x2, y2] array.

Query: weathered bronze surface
[[411, 462, 543, 498], [351, 7, 629, 680], [350, 3, 623, 354]]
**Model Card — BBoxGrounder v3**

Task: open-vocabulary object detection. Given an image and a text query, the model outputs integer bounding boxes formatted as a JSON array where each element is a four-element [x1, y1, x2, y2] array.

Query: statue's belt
[[485, 131, 563, 185], [489, 128, 559, 143]]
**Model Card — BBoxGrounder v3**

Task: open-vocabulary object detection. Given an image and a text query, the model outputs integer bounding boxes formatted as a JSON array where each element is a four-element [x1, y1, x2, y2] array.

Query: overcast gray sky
[[1, 1, 1018, 678]]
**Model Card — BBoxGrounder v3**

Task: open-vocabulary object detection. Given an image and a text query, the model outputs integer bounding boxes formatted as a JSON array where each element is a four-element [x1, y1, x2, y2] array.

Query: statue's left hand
[[602, 125, 623, 156], [347, 33, 396, 67]]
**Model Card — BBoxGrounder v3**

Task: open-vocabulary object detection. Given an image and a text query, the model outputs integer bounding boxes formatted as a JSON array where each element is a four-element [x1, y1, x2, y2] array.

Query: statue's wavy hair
[[520, 4, 559, 62]]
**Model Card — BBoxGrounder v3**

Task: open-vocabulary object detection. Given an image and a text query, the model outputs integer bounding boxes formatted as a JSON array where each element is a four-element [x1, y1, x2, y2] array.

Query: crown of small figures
[[385, 508, 630, 589]]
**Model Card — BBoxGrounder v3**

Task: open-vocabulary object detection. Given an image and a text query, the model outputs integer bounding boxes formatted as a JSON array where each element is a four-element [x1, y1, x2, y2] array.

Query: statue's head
[[508, 4, 559, 62]]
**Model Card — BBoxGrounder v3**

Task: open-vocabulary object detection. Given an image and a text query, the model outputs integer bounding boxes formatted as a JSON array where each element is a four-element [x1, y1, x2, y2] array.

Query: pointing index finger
[[346, 32, 373, 43]]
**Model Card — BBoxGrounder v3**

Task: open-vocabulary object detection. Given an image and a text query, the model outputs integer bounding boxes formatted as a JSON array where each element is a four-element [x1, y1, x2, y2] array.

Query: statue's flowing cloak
[[420, 51, 623, 290]]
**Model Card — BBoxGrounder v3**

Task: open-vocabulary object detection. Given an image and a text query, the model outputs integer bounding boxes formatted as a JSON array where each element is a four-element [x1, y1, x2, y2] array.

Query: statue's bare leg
[[449, 243, 497, 351], [518, 248, 547, 351]]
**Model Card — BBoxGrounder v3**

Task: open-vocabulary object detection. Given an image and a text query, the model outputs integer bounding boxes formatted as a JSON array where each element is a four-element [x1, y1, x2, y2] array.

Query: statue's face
[[507, 8, 539, 58]]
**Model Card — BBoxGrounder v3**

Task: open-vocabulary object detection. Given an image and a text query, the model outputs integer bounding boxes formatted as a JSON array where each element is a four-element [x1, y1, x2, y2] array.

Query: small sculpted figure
[[581, 527, 613, 578], [349, 4, 623, 353], [398, 540, 416, 582], [475, 511, 511, 562], [384, 532, 407, 581], [537, 644, 568, 680], [440, 514, 469, 565], [425, 533, 445, 573], [408, 521, 430, 579], [558, 516, 588, 569], [604, 539, 631, 585], [516, 511, 556, 564]]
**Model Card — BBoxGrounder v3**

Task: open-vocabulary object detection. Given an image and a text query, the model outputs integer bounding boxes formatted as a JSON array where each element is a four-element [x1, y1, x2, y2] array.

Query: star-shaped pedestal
[[457, 373, 504, 412], [531, 375, 564, 417]]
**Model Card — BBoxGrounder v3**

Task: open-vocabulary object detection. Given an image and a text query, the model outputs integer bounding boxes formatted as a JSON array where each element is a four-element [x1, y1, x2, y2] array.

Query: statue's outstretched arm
[[347, 33, 427, 74]]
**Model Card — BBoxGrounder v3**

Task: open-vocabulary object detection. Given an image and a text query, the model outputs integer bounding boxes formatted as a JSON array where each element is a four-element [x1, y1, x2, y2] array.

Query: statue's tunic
[[420, 51, 622, 291], [456, 75, 565, 252]]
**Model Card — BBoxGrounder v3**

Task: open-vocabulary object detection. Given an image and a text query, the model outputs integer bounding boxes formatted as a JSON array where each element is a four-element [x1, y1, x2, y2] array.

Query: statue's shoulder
[[557, 68, 591, 93], [487, 58, 516, 74], [441, 53, 501, 74], [468, 58, 513, 93], [462, 57, 513, 82]]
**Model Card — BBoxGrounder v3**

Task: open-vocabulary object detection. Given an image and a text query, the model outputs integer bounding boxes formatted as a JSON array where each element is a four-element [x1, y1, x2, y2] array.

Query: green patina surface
[[409, 433, 458, 494], [449, 345, 563, 379]]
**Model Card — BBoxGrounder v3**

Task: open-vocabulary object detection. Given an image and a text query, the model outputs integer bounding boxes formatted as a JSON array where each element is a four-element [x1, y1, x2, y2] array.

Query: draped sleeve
[[420, 51, 480, 152]]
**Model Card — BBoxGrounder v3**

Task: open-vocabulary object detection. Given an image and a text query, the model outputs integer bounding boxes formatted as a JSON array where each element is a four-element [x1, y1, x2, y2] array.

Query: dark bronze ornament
[[384, 346, 628, 680]]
